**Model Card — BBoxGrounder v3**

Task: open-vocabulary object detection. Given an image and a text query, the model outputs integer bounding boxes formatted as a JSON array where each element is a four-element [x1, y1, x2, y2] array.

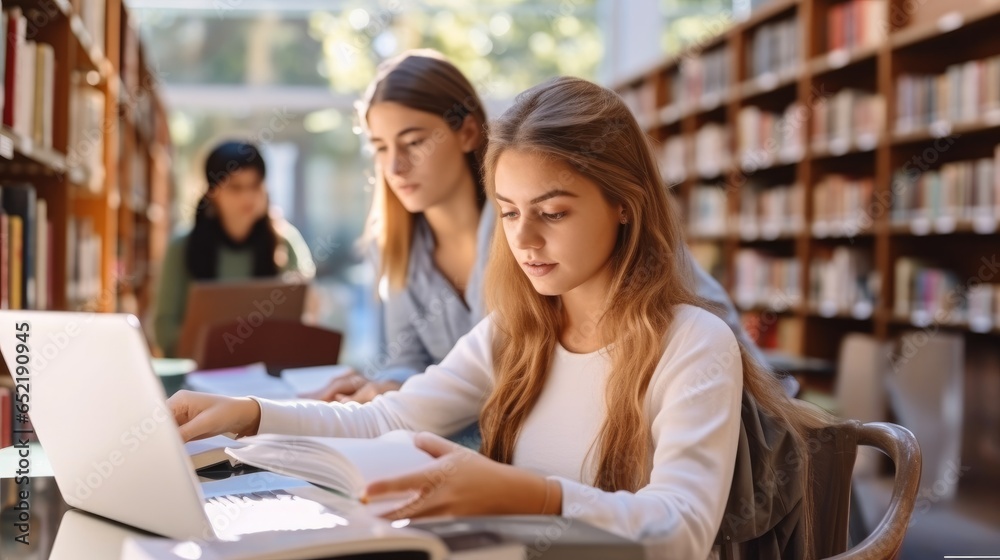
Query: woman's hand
[[167, 390, 262, 442], [298, 369, 401, 404], [364, 432, 561, 520]]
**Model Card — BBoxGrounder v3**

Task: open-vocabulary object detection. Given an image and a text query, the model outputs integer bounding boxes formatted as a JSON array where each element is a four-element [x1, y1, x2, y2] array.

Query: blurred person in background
[[154, 140, 315, 357]]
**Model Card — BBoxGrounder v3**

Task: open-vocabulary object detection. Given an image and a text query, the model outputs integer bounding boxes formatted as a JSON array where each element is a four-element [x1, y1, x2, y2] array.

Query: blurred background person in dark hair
[[153, 140, 315, 357]]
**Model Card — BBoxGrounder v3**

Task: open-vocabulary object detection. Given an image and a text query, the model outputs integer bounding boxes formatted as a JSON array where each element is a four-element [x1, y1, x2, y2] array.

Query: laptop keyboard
[[204, 489, 350, 538]]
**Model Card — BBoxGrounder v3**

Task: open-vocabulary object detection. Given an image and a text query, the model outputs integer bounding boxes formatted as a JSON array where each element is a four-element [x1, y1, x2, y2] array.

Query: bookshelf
[[616, 0, 1000, 389], [0, 0, 173, 317]]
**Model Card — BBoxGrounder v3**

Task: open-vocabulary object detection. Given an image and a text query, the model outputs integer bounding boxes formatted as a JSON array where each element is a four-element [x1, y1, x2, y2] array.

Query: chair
[[820, 422, 921, 560], [192, 319, 343, 375], [717, 394, 921, 559]]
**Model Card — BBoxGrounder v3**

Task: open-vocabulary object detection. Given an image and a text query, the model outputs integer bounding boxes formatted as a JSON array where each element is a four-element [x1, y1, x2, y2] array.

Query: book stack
[[67, 72, 107, 193], [893, 258, 964, 325], [738, 182, 803, 240], [694, 123, 731, 178], [896, 55, 1000, 133], [809, 246, 878, 319], [2, 7, 57, 151], [812, 89, 884, 154], [659, 135, 687, 185], [967, 283, 1000, 333], [737, 103, 806, 170], [891, 150, 1000, 234], [812, 174, 875, 237], [747, 16, 800, 80], [689, 184, 728, 238], [826, 0, 888, 52], [679, 46, 730, 111], [1, 183, 51, 311], [734, 249, 802, 310]]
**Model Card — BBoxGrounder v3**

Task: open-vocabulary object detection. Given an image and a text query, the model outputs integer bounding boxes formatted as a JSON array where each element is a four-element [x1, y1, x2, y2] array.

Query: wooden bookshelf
[[616, 0, 1000, 377], [0, 0, 173, 316]]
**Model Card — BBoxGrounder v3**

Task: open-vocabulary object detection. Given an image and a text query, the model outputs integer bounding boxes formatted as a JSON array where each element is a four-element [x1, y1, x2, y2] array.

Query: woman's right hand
[[167, 390, 262, 442]]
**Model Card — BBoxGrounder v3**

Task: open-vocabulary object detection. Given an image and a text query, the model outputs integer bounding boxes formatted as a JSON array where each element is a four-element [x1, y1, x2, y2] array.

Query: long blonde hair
[[478, 77, 827, 550], [358, 49, 488, 290]]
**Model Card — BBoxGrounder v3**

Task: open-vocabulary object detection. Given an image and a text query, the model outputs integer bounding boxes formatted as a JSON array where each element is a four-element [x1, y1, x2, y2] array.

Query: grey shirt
[[366, 210, 491, 383], [369, 204, 797, 396]]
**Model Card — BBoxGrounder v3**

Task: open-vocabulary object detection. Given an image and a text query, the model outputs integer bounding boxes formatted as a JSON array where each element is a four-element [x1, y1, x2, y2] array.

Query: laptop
[[0, 310, 446, 558], [176, 278, 310, 359]]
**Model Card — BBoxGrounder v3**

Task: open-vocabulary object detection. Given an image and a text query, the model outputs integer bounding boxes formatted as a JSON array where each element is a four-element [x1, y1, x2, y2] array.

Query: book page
[[226, 431, 435, 500]]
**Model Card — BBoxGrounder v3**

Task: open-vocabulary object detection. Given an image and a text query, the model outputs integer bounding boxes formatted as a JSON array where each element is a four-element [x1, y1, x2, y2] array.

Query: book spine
[[9, 214, 21, 310], [3, 8, 23, 128], [14, 40, 35, 141], [34, 42, 54, 149], [34, 198, 46, 311], [0, 211, 7, 310]]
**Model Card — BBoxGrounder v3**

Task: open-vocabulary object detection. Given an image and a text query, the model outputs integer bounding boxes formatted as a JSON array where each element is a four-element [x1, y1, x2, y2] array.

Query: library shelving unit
[[616, 0, 1000, 391], [0, 0, 173, 317]]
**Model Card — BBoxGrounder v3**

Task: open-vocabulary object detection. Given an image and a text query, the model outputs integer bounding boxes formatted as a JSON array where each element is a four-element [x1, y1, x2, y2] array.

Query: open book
[[223, 430, 435, 501]]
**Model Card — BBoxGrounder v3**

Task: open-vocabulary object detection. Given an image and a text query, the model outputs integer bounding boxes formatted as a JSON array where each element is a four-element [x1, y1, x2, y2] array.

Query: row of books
[[2, 7, 56, 151], [825, 0, 887, 53], [813, 174, 875, 238], [675, 46, 731, 112], [694, 123, 732, 179], [733, 249, 802, 311], [739, 182, 803, 240], [741, 313, 802, 355], [812, 89, 884, 155], [0, 183, 51, 311], [896, 55, 1000, 133], [747, 16, 800, 81], [891, 147, 1000, 234], [736, 103, 806, 170], [893, 258, 998, 330], [809, 247, 878, 319], [691, 179, 864, 241]]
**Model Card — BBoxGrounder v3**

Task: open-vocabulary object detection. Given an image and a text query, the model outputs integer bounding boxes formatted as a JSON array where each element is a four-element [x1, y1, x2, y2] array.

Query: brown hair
[[478, 77, 828, 554], [358, 49, 488, 290]]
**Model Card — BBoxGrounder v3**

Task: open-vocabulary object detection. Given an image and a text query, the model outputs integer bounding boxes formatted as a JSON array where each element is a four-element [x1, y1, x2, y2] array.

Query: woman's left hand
[[363, 432, 556, 520]]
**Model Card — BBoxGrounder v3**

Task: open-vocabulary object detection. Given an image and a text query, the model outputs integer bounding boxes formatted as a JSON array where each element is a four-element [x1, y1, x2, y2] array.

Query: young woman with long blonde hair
[[168, 77, 821, 558]]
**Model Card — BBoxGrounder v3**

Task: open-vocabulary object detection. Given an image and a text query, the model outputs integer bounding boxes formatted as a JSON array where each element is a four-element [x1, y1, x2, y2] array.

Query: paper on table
[[186, 363, 297, 399], [280, 365, 354, 396]]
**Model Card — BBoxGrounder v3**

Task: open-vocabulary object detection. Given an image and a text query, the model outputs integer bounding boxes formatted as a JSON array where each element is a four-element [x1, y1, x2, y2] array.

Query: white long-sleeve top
[[253, 304, 743, 559]]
